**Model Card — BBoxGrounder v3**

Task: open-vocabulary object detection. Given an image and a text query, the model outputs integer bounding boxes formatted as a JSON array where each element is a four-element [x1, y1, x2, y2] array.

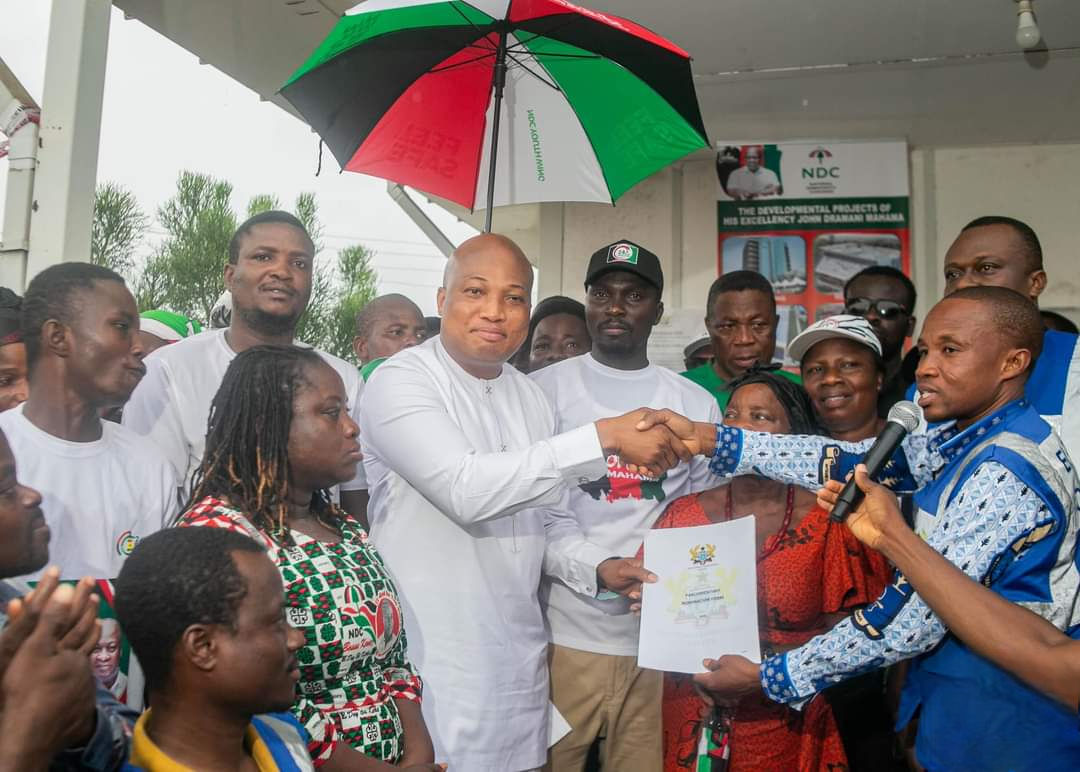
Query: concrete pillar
[[27, 0, 112, 280], [0, 58, 40, 291], [536, 202, 565, 298]]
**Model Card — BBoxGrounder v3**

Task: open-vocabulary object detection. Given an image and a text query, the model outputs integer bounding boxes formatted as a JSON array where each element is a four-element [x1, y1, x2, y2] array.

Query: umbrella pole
[[483, 30, 508, 233]]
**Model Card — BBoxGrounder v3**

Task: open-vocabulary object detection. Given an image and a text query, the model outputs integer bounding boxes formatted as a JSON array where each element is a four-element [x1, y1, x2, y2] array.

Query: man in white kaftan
[[359, 235, 688, 772]]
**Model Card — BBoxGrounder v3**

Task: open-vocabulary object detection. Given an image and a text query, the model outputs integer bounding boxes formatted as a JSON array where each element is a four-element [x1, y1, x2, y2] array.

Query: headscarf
[[140, 310, 203, 342]]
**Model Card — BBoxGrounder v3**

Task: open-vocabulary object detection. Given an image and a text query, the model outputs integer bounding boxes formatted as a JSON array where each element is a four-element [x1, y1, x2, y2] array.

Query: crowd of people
[[0, 209, 1077, 772]]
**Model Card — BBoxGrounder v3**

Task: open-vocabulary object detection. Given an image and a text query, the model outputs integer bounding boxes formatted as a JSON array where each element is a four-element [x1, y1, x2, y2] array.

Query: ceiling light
[[1015, 0, 1041, 49]]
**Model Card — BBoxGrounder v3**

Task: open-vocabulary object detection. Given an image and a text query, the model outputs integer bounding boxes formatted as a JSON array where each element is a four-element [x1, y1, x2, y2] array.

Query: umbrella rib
[[428, 50, 497, 74], [448, 2, 496, 41], [505, 52, 561, 91]]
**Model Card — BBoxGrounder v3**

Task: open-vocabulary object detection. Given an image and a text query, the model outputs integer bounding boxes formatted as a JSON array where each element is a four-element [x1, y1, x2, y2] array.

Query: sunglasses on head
[[845, 297, 909, 319]]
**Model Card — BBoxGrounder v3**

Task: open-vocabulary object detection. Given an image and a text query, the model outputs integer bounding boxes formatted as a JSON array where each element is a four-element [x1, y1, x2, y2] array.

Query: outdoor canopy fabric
[[281, 0, 709, 211]]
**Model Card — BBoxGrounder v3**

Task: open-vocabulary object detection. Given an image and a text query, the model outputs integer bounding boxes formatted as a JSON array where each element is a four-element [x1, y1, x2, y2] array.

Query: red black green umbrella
[[282, 0, 709, 230]]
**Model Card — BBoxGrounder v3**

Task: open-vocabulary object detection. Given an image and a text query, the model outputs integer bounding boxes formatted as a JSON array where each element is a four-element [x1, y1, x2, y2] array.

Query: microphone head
[[887, 400, 922, 432]]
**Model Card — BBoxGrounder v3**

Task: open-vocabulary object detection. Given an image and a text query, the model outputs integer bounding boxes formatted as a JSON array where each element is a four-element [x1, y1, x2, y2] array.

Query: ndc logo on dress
[[116, 530, 139, 557], [689, 543, 716, 566], [607, 243, 639, 265]]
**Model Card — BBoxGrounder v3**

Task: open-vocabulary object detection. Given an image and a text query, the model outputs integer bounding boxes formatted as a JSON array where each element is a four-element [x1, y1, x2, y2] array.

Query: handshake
[[594, 409, 718, 478]]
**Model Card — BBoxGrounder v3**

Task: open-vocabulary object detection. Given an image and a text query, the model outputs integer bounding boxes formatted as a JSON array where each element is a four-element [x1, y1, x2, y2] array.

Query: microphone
[[829, 401, 922, 523]]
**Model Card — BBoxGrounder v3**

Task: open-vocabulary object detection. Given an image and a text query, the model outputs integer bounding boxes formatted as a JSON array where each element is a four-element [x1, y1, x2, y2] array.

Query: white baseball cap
[[787, 314, 882, 362]]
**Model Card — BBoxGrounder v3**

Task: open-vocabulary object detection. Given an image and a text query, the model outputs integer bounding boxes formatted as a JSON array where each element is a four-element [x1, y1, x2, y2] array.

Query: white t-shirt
[[726, 165, 781, 198], [122, 329, 366, 495], [360, 337, 609, 772], [0, 405, 178, 580], [531, 353, 722, 656]]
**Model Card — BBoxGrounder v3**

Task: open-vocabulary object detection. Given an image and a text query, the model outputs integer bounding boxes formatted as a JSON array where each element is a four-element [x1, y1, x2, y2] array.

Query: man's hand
[[595, 410, 692, 478], [633, 409, 717, 458], [817, 464, 905, 552], [597, 558, 656, 600], [0, 583, 99, 770], [0, 570, 98, 690], [691, 655, 762, 704]]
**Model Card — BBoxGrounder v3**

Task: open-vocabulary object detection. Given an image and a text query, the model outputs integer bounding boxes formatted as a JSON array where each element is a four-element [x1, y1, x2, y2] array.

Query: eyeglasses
[[844, 297, 909, 320]]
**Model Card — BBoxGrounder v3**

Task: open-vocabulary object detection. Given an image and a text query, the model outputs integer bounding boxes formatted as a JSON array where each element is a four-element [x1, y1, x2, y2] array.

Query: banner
[[717, 140, 910, 365]]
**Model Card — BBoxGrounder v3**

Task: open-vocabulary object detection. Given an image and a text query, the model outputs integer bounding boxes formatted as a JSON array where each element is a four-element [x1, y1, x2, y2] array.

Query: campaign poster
[[30, 579, 146, 710], [716, 140, 910, 366]]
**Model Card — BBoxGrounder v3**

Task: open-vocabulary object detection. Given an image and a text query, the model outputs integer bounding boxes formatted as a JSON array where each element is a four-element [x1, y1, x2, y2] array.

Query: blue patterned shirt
[[708, 400, 1080, 770]]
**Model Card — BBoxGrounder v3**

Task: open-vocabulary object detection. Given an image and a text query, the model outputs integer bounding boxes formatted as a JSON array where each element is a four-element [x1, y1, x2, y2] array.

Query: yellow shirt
[[127, 709, 313, 771]]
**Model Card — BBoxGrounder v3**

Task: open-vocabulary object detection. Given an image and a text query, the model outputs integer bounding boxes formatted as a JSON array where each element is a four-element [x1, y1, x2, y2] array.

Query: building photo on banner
[[717, 140, 911, 366]]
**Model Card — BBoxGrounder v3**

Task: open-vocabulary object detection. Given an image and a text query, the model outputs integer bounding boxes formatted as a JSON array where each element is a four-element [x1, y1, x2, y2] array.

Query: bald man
[[358, 234, 691, 772], [352, 293, 426, 367]]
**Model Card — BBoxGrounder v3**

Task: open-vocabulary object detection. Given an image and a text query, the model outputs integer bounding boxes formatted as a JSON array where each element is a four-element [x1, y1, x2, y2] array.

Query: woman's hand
[[816, 464, 905, 552]]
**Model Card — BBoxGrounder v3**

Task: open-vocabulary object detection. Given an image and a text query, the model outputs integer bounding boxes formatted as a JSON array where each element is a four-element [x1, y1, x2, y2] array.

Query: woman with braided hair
[[644, 366, 890, 772], [177, 344, 441, 772]]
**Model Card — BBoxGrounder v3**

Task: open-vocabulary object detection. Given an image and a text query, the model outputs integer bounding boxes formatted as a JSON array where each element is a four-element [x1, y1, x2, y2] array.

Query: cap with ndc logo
[[585, 239, 663, 293]]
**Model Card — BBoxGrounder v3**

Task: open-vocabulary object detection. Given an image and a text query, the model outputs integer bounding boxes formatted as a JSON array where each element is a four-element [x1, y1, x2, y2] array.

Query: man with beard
[[1, 263, 175, 580], [123, 211, 368, 518], [531, 241, 720, 771], [359, 233, 692, 772]]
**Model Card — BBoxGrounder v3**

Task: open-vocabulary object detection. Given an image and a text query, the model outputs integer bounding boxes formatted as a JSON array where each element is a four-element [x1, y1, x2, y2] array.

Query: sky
[[0, 1, 477, 315]]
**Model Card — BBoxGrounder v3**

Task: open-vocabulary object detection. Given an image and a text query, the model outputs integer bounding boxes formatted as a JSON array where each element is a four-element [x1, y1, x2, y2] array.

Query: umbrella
[[281, 0, 709, 231]]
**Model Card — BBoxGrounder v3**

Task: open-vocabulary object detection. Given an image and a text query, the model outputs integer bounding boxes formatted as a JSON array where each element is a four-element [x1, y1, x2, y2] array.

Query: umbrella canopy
[[281, 0, 709, 224]]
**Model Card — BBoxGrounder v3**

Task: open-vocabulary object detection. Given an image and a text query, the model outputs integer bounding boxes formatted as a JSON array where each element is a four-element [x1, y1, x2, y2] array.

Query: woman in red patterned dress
[[651, 369, 890, 771]]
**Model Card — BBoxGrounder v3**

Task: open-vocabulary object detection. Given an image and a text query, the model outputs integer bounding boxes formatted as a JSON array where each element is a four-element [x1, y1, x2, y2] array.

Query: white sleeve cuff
[[557, 540, 615, 598], [547, 423, 607, 485]]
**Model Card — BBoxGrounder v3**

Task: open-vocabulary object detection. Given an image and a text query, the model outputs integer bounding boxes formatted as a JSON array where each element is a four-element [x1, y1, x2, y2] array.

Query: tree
[[119, 174, 381, 353], [151, 172, 236, 320], [91, 182, 148, 276], [323, 244, 380, 361]]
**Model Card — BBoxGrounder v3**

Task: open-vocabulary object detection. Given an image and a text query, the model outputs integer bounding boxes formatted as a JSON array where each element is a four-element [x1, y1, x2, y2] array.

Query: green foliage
[[91, 182, 148, 276], [149, 172, 237, 320], [321, 244, 379, 361], [102, 173, 380, 363]]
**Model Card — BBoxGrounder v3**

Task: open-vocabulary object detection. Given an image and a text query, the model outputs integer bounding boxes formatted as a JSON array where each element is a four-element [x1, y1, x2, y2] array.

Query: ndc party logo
[[607, 243, 639, 265], [689, 543, 716, 566], [803, 146, 839, 183], [116, 530, 139, 557]]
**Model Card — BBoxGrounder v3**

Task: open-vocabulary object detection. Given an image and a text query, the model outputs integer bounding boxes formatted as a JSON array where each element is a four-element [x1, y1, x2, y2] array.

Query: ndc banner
[[716, 140, 911, 366]]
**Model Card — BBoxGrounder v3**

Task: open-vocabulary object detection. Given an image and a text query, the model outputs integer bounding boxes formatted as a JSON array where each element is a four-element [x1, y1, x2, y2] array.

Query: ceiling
[[114, 0, 1080, 146]]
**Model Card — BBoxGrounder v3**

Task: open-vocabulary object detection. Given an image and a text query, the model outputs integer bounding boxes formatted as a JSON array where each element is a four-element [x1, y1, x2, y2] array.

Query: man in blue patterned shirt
[[638, 286, 1080, 771]]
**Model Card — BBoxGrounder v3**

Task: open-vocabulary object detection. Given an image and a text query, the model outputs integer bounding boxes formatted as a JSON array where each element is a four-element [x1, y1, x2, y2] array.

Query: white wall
[[537, 142, 1080, 328]]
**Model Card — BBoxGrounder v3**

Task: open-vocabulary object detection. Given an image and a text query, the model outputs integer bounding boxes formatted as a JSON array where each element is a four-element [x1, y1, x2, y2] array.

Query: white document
[[548, 702, 571, 747], [638, 518, 761, 673]]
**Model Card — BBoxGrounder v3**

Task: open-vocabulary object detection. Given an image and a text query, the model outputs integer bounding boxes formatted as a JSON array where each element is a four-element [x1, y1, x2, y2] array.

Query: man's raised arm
[[359, 365, 691, 529], [633, 409, 927, 492]]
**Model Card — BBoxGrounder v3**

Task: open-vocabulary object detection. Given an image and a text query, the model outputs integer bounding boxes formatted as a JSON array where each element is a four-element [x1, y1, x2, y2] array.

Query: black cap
[[584, 240, 664, 294]]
